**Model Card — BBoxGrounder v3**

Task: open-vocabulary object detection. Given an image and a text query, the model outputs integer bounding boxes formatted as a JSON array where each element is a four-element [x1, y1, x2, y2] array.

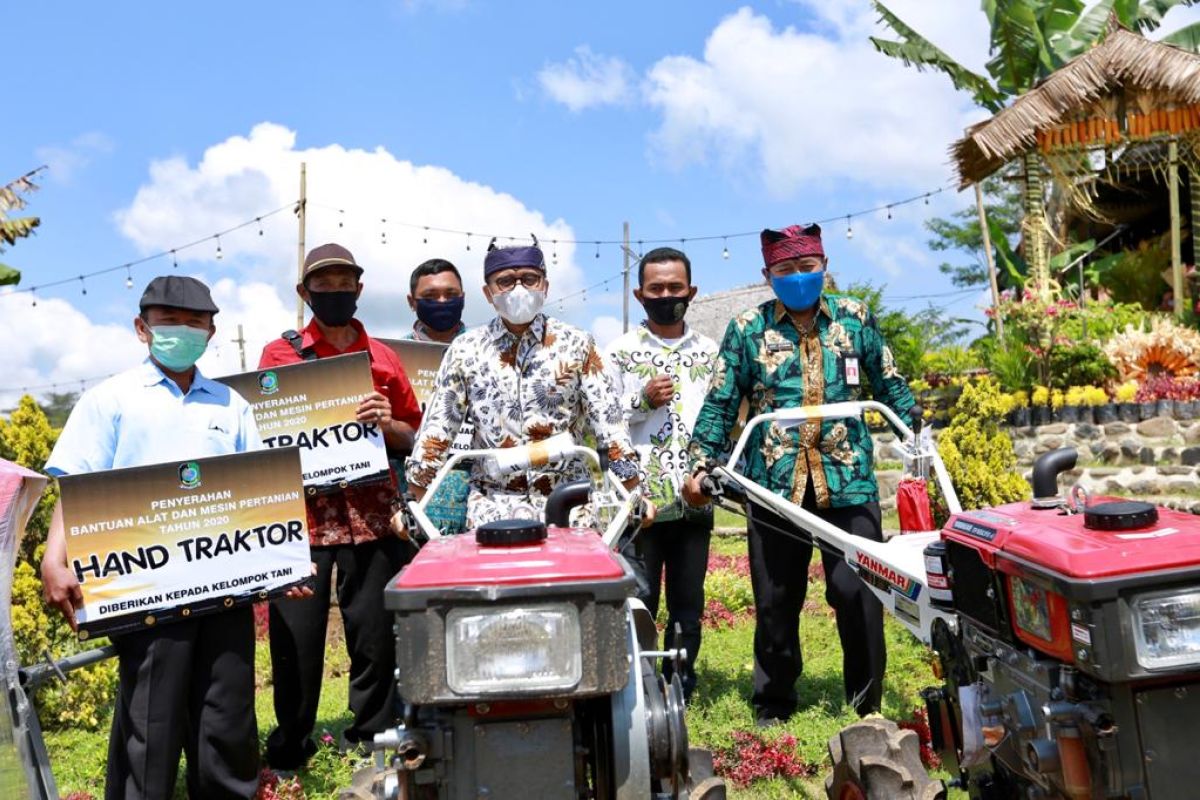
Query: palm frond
[[871, 1, 1004, 109]]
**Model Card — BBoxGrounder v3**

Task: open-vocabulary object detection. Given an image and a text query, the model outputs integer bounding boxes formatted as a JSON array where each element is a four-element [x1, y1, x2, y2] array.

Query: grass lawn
[[45, 534, 953, 799]]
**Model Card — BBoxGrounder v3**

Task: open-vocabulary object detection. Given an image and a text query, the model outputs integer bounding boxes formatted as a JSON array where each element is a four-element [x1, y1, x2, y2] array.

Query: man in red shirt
[[259, 243, 423, 770]]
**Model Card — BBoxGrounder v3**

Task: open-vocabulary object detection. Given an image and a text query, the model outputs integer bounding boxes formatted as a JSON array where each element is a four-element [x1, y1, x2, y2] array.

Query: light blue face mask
[[771, 270, 824, 311], [149, 325, 210, 371]]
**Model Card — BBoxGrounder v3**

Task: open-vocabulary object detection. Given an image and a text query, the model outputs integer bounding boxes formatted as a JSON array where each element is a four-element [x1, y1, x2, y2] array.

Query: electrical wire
[[0, 202, 297, 301]]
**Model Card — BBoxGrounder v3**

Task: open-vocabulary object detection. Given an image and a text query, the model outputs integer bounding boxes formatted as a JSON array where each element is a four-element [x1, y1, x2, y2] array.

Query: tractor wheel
[[824, 718, 945, 800], [686, 747, 727, 800]]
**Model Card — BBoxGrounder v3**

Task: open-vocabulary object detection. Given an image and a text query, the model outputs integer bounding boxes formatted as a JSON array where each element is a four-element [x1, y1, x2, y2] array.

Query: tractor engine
[[924, 449, 1200, 800]]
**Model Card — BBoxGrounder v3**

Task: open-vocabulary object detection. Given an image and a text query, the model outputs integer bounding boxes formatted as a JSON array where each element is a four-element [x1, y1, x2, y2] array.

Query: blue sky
[[5, 0, 1200, 402]]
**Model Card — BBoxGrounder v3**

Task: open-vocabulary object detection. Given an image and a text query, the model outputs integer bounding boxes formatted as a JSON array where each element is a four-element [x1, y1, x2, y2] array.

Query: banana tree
[[0, 167, 46, 286], [871, 0, 1200, 296]]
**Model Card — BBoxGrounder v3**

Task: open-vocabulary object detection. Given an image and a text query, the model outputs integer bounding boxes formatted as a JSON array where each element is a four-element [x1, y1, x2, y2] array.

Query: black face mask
[[642, 295, 690, 326], [308, 290, 358, 327]]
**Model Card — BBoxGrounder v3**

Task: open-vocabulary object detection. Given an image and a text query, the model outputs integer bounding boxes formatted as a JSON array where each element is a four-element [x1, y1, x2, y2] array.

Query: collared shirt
[[409, 320, 466, 342], [259, 318, 423, 547], [604, 322, 718, 522], [688, 295, 915, 509], [406, 314, 637, 528], [46, 359, 260, 476]]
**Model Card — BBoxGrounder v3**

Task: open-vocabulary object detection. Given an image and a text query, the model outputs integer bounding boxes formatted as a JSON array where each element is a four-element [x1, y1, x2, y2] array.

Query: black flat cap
[[138, 275, 219, 314], [302, 242, 363, 282]]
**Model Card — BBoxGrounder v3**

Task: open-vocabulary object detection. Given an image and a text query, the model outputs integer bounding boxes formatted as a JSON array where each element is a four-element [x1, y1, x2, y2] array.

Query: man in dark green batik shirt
[[683, 223, 918, 724]]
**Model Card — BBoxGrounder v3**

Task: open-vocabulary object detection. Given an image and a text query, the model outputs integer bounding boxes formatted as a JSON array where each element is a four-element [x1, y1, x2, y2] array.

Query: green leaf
[[1159, 19, 1200, 50], [870, 1, 1005, 110], [988, 216, 1027, 287], [982, 0, 1054, 91], [0, 262, 19, 286], [1138, 0, 1200, 33], [0, 216, 39, 248]]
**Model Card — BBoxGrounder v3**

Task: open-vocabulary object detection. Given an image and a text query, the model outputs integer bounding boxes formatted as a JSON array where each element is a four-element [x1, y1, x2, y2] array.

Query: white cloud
[[0, 293, 143, 407], [641, 4, 989, 195], [539, 46, 635, 112], [35, 132, 115, 183], [590, 315, 624, 348], [115, 122, 589, 340]]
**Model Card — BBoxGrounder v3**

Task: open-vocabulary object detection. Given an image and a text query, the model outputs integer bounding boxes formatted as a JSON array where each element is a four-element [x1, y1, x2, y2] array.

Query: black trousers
[[106, 606, 258, 800], [634, 516, 712, 700], [266, 537, 410, 767], [746, 488, 886, 719]]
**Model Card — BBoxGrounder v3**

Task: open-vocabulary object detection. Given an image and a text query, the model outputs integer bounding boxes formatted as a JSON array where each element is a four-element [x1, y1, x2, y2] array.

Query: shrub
[[0, 395, 60, 562], [704, 568, 755, 617], [1031, 385, 1050, 407], [1065, 386, 1088, 407], [10, 554, 117, 730], [1046, 344, 1117, 390], [1115, 380, 1138, 403], [937, 379, 1031, 515], [1009, 390, 1029, 409]]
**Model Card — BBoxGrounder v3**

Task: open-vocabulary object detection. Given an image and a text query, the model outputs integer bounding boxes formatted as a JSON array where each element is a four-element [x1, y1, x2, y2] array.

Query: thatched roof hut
[[952, 24, 1200, 187]]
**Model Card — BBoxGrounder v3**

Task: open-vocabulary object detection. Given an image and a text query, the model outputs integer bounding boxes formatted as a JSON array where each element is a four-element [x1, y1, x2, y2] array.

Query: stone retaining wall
[[870, 417, 1200, 512]]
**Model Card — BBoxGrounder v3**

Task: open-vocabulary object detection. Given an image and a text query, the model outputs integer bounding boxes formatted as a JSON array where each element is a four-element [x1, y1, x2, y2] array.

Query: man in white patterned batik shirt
[[604, 247, 717, 700], [406, 238, 642, 526]]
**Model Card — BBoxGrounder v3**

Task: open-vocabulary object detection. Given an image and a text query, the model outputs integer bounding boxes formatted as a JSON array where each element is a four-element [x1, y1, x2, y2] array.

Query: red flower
[[713, 730, 815, 786]]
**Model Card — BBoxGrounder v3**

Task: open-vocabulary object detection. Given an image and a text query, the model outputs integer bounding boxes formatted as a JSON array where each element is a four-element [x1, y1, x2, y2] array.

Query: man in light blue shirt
[[40, 276, 277, 800]]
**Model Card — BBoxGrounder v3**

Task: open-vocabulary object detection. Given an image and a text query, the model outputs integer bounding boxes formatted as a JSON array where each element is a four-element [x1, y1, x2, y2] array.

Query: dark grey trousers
[[265, 537, 410, 768], [106, 606, 258, 800], [746, 489, 886, 719]]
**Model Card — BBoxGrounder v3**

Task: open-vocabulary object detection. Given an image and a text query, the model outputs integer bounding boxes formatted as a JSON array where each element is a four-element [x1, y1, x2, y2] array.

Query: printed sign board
[[219, 352, 388, 489], [59, 447, 311, 639]]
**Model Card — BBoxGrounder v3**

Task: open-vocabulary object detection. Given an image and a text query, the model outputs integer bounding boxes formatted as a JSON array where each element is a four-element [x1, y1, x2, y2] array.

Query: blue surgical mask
[[415, 297, 465, 332], [149, 325, 210, 371], [771, 271, 824, 311]]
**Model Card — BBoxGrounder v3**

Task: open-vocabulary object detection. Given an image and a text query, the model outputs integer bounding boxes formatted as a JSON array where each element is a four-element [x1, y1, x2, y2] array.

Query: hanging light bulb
[[845, 216, 853, 240], [924, 193, 930, 205], [215, 235, 223, 260], [466, 232, 472, 251], [886, 205, 893, 220], [125, 266, 133, 289], [338, 210, 345, 228], [595, 241, 601, 259], [257, 217, 264, 236], [79, 276, 87, 295], [423, 226, 429, 245], [171, 249, 178, 269], [31, 289, 36, 308], [722, 237, 730, 260], [552, 240, 558, 265], [381, 218, 388, 245]]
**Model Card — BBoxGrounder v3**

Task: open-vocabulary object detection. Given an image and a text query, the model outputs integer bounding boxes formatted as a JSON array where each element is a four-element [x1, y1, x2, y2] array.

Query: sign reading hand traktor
[[218, 352, 389, 490], [58, 447, 312, 639]]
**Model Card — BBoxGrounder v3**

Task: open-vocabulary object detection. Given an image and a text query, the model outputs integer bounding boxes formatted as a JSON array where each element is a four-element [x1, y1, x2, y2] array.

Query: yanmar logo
[[855, 551, 921, 600]]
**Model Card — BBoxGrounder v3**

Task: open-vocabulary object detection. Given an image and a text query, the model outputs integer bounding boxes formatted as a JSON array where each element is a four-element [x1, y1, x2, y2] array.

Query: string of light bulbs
[[308, 183, 950, 257], [1, 202, 298, 305]]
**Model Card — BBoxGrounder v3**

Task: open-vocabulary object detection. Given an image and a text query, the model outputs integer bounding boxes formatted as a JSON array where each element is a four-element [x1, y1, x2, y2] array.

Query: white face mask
[[492, 285, 545, 325]]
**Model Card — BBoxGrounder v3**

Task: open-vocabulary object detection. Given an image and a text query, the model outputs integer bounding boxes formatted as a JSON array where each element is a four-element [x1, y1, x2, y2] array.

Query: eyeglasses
[[767, 260, 824, 277], [492, 272, 544, 291]]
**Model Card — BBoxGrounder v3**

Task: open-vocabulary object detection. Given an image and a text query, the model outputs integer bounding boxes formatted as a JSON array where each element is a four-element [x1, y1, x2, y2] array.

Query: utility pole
[[1169, 140, 1184, 319], [232, 324, 247, 372], [296, 161, 308, 329], [622, 221, 630, 333], [974, 183, 1005, 342]]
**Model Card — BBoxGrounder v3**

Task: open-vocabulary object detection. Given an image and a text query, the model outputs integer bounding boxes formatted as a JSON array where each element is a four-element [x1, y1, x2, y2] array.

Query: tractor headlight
[[445, 603, 582, 694], [1131, 589, 1200, 670]]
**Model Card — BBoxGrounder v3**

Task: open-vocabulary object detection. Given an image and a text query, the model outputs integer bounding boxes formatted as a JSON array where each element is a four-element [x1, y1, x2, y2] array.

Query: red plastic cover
[[394, 527, 626, 589], [944, 499, 1200, 579]]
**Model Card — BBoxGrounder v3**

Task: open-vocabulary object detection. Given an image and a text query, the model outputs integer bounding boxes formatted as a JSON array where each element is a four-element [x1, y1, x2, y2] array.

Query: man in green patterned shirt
[[683, 223, 916, 723]]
